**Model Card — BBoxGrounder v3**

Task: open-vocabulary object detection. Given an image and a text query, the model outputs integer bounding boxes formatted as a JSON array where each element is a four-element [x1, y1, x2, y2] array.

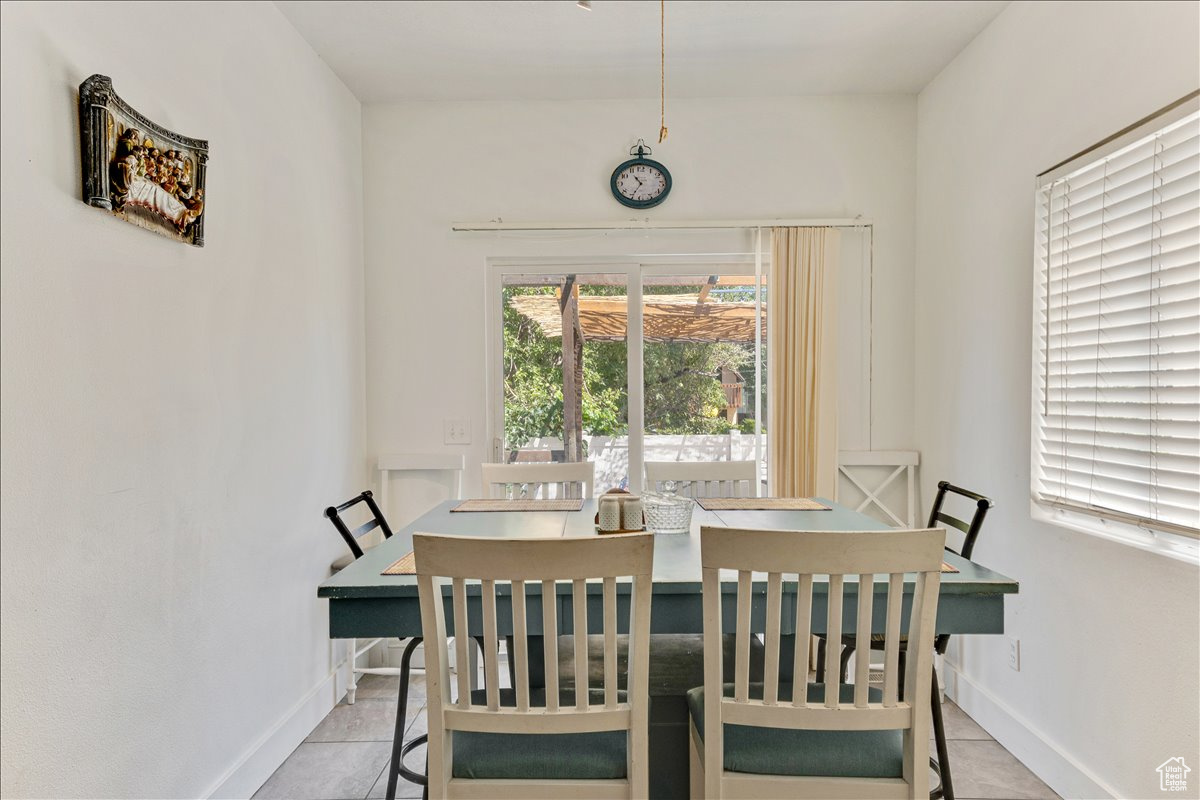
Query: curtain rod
[[451, 217, 871, 232]]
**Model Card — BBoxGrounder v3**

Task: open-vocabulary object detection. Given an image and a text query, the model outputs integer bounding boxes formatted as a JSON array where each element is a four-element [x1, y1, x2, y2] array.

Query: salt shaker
[[598, 496, 622, 531], [622, 496, 644, 531]]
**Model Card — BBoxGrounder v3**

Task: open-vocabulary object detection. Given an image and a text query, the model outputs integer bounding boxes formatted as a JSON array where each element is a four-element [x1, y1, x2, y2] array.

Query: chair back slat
[[791, 574, 813, 708], [823, 574, 844, 707], [853, 573, 874, 707], [511, 580, 530, 712], [933, 512, 971, 534], [480, 579, 500, 711], [603, 576, 618, 709], [644, 460, 759, 499], [626, 573, 653, 793], [572, 578, 588, 711], [882, 573, 904, 707], [762, 572, 783, 705], [902, 572, 942, 705], [452, 578, 471, 709], [351, 519, 381, 539], [480, 462, 595, 500], [734, 570, 753, 703], [541, 579, 559, 712]]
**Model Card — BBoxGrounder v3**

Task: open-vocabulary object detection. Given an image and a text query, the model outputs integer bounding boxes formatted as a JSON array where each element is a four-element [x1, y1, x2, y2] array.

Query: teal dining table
[[318, 497, 1019, 800]]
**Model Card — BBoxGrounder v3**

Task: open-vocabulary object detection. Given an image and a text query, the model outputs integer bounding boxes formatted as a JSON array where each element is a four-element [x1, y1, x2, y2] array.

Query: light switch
[[443, 419, 471, 445]]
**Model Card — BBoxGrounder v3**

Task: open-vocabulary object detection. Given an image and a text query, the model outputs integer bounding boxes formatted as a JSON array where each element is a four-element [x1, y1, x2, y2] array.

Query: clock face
[[610, 158, 671, 208]]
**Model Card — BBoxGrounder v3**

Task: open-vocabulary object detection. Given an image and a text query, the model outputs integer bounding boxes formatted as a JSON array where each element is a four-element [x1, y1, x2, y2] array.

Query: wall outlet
[[443, 418, 471, 445], [1007, 637, 1021, 671]]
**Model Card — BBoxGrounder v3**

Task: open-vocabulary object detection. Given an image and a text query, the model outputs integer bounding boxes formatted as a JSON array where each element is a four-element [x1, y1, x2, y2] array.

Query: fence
[[515, 432, 764, 491]]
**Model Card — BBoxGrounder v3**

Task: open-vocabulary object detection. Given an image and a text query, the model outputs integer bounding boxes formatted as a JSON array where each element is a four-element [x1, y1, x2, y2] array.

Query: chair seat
[[452, 688, 627, 780], [686, 682, 903, 779]]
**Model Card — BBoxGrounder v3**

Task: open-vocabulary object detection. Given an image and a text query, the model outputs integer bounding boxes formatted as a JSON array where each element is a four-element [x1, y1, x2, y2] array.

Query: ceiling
[[275, 0, 1009, 103]]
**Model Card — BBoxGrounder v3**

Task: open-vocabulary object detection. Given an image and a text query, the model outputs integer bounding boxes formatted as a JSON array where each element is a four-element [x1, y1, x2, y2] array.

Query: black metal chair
[[816, 480, 993, 800], [326, 489, 394, 559], [325, 491, 427, 800]]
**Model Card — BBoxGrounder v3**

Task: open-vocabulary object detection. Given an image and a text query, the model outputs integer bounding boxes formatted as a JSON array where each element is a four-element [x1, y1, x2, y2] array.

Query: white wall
[[0, 2, 365, 797], [363, 96, 917, 507], [915, 2, 1200, 797]]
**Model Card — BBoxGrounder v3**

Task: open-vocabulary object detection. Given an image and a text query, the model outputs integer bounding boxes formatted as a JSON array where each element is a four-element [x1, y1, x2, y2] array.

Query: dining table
[[318, 497, 1019, 799]]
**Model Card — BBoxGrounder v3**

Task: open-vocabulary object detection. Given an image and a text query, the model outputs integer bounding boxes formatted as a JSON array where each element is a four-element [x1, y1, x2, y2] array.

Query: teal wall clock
[[610, 140, 671, 209]]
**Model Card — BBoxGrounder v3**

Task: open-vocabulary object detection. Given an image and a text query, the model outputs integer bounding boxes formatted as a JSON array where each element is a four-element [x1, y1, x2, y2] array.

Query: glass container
[[643, 482, 694, 534]]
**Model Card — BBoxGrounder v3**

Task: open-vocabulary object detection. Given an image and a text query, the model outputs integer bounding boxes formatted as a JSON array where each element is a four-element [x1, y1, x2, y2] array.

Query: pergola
[[507, 292, 766, 343], [507, 276, 766, 458]]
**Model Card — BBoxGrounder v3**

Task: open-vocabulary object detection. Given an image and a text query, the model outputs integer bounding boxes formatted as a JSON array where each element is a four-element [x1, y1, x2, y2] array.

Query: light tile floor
[[254, 672, 1061, 800]]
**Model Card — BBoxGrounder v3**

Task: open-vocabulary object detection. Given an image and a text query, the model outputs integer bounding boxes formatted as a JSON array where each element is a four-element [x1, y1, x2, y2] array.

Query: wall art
[[78, 74, 209, 246]]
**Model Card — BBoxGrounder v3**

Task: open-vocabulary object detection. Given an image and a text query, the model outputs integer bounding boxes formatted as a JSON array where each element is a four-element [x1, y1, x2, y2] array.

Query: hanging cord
[[659, 0, 668, 143]]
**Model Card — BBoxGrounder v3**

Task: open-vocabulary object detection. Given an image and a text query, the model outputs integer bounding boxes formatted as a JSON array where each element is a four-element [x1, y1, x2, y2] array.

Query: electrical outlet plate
[[1007, 637, 1020, 671], [443, 418, 471, 445]]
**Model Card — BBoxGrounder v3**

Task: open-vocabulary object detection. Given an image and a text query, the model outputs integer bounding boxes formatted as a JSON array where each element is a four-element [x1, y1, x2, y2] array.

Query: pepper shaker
[[598, 496, 622, 531], [622, 496, 644, 531]]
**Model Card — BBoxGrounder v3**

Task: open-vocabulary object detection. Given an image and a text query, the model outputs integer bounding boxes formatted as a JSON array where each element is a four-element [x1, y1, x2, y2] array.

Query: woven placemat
[[941, 561, 959, 574], [696, 497, 831, 511], [451, 498, 584, 512], [382, 551, 416, 575]]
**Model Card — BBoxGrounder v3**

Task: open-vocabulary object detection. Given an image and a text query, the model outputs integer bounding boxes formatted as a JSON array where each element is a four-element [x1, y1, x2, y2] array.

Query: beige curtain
[[768, 227, 839, 498]]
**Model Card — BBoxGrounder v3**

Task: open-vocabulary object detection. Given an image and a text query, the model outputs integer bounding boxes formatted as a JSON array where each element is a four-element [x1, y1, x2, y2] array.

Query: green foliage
[[502, 287, 565, 448], [642, 341, 747, 434], [502, 281, 764, 449]]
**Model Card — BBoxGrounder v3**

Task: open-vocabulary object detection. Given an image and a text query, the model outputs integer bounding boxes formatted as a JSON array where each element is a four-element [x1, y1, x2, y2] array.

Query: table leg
[[778, 634, 796, 682], [467, 636, 481, 690], [502, 635, 547, 690]]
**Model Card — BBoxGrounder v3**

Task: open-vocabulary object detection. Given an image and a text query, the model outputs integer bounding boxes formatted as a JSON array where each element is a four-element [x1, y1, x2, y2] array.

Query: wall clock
[[610, 140, 671, 209]]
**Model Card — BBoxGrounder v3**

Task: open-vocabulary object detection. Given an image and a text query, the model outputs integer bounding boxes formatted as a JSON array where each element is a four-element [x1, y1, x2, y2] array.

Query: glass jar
[[643, 482, 694, 534]]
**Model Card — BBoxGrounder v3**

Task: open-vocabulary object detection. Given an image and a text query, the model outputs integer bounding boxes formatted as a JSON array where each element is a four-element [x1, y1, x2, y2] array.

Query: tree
[[502, 283, 761, 450]]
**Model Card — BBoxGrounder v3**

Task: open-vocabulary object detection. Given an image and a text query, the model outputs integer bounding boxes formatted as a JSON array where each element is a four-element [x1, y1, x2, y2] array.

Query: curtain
[[768, 227, 839, 498]]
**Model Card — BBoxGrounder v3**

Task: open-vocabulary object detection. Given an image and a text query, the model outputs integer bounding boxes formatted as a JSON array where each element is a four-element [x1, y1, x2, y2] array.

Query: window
[[492, 260, 768, 494], [1033, 95, 1200, 540]]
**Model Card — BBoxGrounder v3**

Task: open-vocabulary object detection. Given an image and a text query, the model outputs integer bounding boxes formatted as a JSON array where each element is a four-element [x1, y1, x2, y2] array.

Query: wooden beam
[[560, 277, 583, 463], [696, 275, 719, 303]]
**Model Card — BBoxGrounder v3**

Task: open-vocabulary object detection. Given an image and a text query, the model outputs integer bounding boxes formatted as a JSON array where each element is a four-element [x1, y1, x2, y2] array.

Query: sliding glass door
[[641, 271, 766, 490], [489, 259, 767, 493], [498, 270, 631, 492]]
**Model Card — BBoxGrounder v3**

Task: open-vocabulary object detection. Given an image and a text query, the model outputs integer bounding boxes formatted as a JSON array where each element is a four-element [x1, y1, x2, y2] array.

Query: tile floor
[[254, 671, 1060, 800]]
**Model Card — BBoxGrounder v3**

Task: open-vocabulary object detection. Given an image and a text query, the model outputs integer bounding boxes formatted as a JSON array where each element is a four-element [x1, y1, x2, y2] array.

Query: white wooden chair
[[690, 526, 945, 799], [414, 531, 654, 800], [378, 452, 465, 521], [644, 460, 759, 498], [836, 451, 921, 527], [480, 461, 595, 500]]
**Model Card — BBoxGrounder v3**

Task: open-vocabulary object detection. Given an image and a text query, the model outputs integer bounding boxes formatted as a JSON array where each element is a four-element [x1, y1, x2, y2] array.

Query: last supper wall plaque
[[78, 74, 209, 247]]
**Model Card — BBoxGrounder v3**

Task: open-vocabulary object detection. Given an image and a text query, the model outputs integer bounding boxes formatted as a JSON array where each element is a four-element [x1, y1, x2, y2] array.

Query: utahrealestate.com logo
[[1157, 757, 1191, 792]]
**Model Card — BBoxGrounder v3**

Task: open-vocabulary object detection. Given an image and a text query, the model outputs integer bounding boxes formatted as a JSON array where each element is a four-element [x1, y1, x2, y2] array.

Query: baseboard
[[203, 656, 352, 799], [943, 660, 1119, 800]]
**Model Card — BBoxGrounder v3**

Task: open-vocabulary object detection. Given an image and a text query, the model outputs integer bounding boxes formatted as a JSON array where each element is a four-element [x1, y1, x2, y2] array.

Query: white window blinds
[[1034, 97, 1200, 538]]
